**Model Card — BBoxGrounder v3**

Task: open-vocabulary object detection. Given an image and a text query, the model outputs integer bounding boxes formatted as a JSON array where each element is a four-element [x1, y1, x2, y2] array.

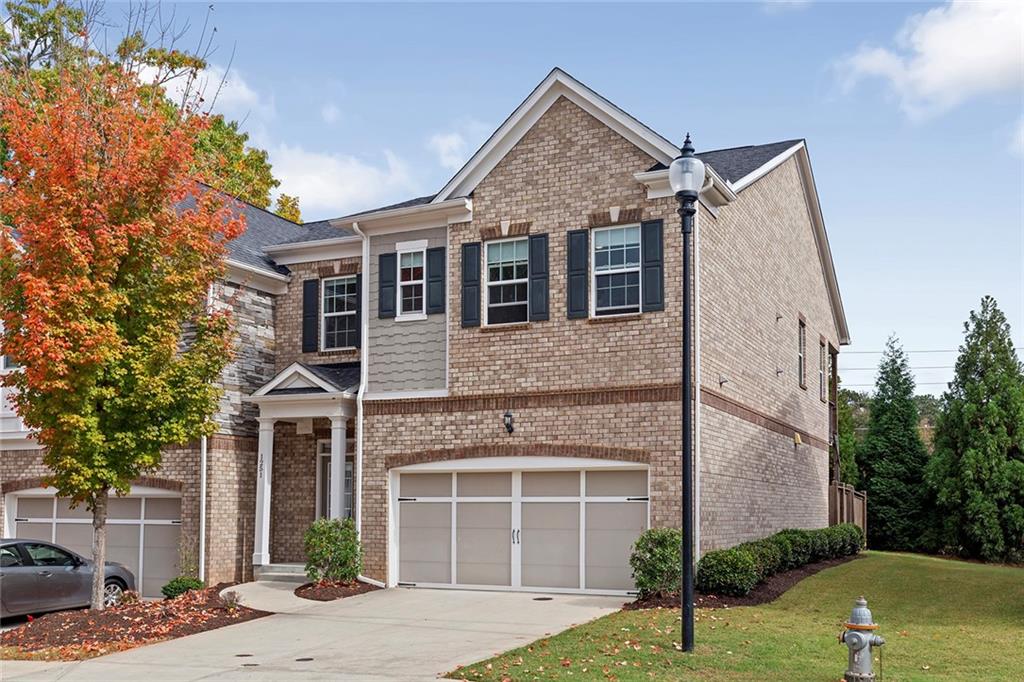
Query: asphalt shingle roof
[[302, 362, 361, 393], [647, 139, 803, 184]]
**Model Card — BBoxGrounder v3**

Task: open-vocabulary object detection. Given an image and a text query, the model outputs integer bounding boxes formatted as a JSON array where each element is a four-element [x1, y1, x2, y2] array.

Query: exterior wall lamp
[[668, 132, 705, 655], [503, 410, 514, 434]]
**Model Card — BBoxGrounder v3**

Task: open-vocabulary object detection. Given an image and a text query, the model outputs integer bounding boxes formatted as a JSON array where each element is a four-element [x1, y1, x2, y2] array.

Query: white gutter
[[351, 221, 371, 586], [263, 235, 361, 254], [329, 197, 471, 230]]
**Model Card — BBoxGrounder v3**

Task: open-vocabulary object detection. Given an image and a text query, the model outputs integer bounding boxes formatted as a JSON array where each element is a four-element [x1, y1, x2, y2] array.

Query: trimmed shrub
[[695, 548, 758, 597], [695, 524, 864, 597], [161, 576, 205, 599], [630, 527, 682, 598], [304, 517, 362, 583]]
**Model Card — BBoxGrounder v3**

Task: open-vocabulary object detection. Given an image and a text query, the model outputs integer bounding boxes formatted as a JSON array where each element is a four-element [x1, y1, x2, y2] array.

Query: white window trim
[[798, 319, 807, 389], [396, 239, 428, 322], [483, 236, 530, 326], [321, 275, 358, 352], [590, 224, 642, 319], [819, 341, 827, 402]]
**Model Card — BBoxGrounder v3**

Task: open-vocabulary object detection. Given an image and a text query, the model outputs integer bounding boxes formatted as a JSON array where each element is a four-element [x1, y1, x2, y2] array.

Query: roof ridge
[[699, 139, 804, 155]]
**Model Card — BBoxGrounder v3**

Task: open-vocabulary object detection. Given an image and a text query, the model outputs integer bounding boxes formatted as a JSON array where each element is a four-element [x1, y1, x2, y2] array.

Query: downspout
[[351, 221, 380, 586], [693, 203, 702, 560], [199, 283, 214, 581]]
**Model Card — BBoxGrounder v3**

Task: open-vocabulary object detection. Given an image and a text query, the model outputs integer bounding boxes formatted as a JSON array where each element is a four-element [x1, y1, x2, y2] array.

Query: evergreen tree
[[926, 297, 1024, 562], [836, 384, 862, 486], [860, 336, 930, 550]]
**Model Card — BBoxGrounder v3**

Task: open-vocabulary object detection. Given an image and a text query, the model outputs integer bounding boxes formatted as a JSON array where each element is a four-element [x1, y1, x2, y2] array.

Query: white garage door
[[397, 467, 648, 594], [12, 492, 181, 598]]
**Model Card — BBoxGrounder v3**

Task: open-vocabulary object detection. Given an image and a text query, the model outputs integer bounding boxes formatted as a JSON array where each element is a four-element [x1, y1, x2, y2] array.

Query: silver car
[[0, 539, 137, 618]]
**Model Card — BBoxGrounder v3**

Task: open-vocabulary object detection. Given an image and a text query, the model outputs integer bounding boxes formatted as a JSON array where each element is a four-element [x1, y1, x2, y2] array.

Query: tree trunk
[[90, 489, 109, 611]]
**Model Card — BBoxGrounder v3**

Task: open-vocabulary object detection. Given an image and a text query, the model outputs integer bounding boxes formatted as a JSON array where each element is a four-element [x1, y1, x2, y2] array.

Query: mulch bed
[[0, 583, 269, 660], [624, 554, 862, 611], [294, 579, 379, 601]]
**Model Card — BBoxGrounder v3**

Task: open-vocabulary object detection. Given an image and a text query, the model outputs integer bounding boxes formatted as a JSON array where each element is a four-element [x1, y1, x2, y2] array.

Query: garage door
[[13, 493, 181, 598], [397, 468, 648, 594]]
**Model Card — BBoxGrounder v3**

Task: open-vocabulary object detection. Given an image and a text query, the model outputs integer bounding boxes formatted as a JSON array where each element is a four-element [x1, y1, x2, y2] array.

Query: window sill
[[480, 322, 532, 333], [587, 313, 643, 324], [319, 347, 358, 355], [395, 312, 427, 323]]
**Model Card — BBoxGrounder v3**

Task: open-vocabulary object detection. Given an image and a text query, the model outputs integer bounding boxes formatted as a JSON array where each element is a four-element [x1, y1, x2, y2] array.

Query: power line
[[842, 365, 954, 371], [843, 347, 1023, 355], [845, 381, 950, 387]]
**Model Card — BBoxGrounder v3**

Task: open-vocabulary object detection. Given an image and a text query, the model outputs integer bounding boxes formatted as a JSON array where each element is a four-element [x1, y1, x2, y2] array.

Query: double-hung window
[[398, 248, 425, 318], [485, 237, 529, 325], [819, 340, 827, 401], [322, 276, 358, 350], [592, 225, 641, 316]]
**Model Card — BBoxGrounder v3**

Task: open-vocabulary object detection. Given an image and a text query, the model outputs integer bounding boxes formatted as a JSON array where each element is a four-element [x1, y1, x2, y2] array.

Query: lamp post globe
[[671, 133, 705, 654]]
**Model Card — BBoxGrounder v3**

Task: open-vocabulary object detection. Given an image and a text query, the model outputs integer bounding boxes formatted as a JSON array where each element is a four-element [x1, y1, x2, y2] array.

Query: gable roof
[[647, 139, 804, 184], [252, 361, 361, 397]]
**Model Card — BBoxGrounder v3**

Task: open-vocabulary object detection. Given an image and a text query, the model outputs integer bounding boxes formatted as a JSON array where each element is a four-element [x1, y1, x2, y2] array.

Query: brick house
[[1, 69, 849, 597]]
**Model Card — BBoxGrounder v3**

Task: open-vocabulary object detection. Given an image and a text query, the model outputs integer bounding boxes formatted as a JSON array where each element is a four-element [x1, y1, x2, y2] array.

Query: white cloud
[[270, 144, 420, 218], [427, 119, 490, 171], [321, 103, 341, 125], [837, 1, 1023, 119], [762, 0, 811, 14], [1012, 118, 1024, 157]]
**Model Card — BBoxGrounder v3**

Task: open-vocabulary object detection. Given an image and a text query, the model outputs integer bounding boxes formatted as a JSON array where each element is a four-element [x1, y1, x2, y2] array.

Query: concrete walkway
[[2, 587, 624, 681]]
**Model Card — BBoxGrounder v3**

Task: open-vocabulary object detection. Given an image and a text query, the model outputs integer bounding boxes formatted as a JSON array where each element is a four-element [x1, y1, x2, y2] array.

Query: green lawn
[[450, 552, 1023, 681]]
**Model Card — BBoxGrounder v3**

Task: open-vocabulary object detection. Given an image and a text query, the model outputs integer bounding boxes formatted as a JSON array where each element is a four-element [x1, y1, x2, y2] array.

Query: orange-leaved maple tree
[[0, 62, 244, 610]]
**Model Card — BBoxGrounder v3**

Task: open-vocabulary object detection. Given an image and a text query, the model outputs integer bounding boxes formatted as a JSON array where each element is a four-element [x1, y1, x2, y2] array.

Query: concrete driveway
[[1, 586, 624, 681]]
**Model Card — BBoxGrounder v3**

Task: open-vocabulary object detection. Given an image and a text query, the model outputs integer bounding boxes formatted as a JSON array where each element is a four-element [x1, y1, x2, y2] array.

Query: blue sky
[[131, 1, 1022, 394]]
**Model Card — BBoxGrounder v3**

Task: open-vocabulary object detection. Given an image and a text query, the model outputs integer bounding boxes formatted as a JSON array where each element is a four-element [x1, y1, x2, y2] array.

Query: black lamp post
[[668, 133, 705, 653]]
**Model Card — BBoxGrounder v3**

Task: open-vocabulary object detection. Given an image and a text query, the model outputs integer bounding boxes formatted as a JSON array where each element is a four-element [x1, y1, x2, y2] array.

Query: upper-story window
[[0, 324, 16, 372], [592, 225, 641, 317], [398, 249, 425, 317], [485, 237, 529, 325], [797, 317, 807, 389], [322, 276, 358, 350]]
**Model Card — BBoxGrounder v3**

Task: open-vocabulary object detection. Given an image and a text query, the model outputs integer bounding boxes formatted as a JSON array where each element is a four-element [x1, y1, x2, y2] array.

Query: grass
[[449, 552, 1023, 681]]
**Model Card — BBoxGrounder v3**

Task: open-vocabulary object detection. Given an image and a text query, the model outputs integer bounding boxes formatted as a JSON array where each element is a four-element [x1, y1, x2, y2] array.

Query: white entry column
[[253, 417, 275, 565], [329, 416, 347, 519]]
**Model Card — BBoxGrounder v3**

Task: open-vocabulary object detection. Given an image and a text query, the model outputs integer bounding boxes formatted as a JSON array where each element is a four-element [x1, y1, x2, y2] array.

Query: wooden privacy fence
[[829, 482, 867, 537]]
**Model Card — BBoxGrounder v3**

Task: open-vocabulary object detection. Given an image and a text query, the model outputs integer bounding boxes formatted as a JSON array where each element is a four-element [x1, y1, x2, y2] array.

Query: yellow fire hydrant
[[839, 596, 885, 681]]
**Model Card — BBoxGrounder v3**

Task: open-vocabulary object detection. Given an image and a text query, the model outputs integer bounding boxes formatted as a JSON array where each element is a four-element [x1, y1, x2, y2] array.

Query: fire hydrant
[[839, 596, 885, 681]]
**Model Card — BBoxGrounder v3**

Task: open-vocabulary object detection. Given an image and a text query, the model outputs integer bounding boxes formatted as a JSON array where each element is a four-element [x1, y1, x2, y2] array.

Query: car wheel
[[103, 579, 125, 608]]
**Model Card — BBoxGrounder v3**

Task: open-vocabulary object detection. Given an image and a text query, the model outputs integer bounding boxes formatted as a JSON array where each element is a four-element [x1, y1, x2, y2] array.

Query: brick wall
[[361, 95, 838, 580], [274, 257, 362, 371]]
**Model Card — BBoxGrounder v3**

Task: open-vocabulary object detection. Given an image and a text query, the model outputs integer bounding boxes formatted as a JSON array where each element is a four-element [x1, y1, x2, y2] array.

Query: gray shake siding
[[367, 227, 447, 393]]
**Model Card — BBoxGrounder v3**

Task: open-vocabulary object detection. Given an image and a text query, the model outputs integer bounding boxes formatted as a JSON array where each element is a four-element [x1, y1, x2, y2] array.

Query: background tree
[[1, 0, 297, 217], [926, 297, 1024, 562], [274, 193, 302, 223], [913, 394, 941, 451], [859, 336, 930, 550], [0, 56, 243, 609], [835, 382, 865, 486]]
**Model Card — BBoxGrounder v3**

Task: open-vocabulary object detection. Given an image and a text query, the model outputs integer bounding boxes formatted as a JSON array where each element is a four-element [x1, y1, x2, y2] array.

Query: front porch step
[[255, 563, 308, 584]]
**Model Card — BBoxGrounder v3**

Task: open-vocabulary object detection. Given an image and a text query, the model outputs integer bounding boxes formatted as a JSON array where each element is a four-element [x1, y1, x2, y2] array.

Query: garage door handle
[[626, 497, 649, 501]]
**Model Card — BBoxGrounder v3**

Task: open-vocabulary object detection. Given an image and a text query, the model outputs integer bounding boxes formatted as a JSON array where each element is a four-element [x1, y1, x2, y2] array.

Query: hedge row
[[694, 524, 864, 597]]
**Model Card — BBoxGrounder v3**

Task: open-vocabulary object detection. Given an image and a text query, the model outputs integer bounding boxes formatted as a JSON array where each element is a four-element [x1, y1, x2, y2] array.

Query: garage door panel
[[522, 502, 579, 589], [55, 499, 90, 519], [585, 470, 648, 497], [15, 522, 52, 542], [106, 525, 141, 580], [586, 502, 647, 590], [522, 472, 579, 497], [141, 525, 180, 597], [54, 524, 93, 558], [400, 473, 451, 497], [109, 498, 142, 520], [144, 498, 181, 521], [17, 498, 53, 518], [456, 503, 511, 586], [399, 502, 451, 584]]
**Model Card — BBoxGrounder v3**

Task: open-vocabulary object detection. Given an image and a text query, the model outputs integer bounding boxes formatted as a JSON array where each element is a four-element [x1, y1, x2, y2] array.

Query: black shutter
[[353, 273, 362, 348], [566, 229, 589, 319], [641, 220, 664, 312], [378, 253, 397, 319], [301, 279, 319, 352], [461, 242, 481, 328], [426, 246, 446, 315], [528, 234, 549, 321]]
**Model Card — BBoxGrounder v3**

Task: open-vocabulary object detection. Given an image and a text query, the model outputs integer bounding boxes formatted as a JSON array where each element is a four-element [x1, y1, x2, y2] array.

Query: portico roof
[[251, 361, 360, 399]]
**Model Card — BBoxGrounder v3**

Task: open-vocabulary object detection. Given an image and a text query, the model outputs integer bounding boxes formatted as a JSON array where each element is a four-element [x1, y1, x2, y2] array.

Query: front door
[[396, 467, 648, 594]]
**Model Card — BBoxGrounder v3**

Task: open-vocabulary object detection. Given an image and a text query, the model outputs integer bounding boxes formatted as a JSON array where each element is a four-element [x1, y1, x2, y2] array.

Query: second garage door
[[397, 467, 648, 594], [12, 491, 181, 598]]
